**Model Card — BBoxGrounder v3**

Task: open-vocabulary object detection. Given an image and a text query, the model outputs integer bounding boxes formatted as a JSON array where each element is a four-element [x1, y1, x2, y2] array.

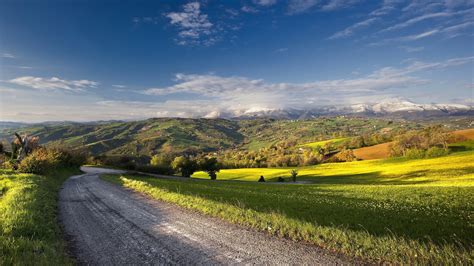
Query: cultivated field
[[108, 149, 474, 264]]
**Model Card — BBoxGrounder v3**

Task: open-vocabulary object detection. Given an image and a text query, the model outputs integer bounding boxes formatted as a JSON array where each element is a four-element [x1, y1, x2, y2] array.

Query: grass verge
[[103, 152, 473, 264], [0, 168, 79, 265]]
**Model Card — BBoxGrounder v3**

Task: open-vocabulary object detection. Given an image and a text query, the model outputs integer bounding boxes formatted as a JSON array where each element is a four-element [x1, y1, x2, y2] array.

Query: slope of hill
[[1, 117, 471, 157], [352, 128, 474, 160]]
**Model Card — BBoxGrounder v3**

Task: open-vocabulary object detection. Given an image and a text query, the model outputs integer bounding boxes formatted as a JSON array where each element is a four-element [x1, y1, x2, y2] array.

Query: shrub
[[333, 148, 356, 162], [172, 156, 198, 177], [404, 148, 426, 160], [425, 147, 450, 158], [17, 148, 86, 174], [290, 169, 298, 182], [149, 155, 173, 174]]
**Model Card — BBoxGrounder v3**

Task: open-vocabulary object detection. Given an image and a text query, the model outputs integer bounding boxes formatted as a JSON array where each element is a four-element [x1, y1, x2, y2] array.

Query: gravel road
[[59, 166, 351, 265]]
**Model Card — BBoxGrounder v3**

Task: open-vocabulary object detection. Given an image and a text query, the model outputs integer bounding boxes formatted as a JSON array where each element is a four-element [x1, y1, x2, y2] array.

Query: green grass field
[[0, 168, 77, 265], [105, 150, 474, 264]]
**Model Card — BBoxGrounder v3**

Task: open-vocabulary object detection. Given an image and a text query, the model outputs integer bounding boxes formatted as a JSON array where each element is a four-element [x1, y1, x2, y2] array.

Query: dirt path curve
[[59, 166, 351, 265]]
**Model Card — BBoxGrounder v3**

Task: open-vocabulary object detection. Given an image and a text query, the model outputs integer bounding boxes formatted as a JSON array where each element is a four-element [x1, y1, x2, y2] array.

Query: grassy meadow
[[104, 149, 474, 264], [299, 137, 349, 148], [0, 169, 77, 265]]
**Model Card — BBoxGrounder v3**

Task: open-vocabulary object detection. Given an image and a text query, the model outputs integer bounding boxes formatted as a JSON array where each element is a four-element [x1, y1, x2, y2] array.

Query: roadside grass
[[103, 150, 473, 264], [0, 168, 78, 265]]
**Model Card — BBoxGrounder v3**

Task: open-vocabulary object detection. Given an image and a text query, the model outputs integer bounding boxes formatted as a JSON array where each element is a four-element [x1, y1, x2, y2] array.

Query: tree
[[171, 156, 197, 177], [11, 133, 39, 163], [290, 169, 298, 182], [150, 154, 173, 174], [335, 148, 356, 162], [199, 157, 220, 180]]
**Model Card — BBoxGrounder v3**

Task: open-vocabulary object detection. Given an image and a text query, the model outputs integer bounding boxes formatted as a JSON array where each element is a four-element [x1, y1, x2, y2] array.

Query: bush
[[332, 148, 356, 162], [425, 147, 450, 158], [172, 156, 198, 177], [290, 169, 298, 182], [17, 148, 86, 174], [405, 148, 426, 160], [149, 155, 173, 174], [135, 164, 174, 175]]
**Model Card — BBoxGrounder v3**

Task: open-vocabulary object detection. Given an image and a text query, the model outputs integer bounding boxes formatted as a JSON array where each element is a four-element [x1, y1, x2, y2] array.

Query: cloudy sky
[[0, 0, 473, 122]]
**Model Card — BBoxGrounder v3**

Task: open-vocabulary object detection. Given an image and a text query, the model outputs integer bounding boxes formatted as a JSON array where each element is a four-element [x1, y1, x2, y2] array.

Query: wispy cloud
[[1, 53, 15, 58], [112, 84, 126, 88], [321, 0, 362, 11], [253, 0, 277, 6], [241, 5, 259, 13], [8, 76, 99, 91], [441, 21, 474, 38], [372, 20, 474, 46], [380, 12, 452, 33], [165, 2, 214, 46], [328, 17, 379, 39], [141, 56, 473, 114], [287, 0, 320, 14], [275, 47, 288, 52], [399, 46, 425, 52]]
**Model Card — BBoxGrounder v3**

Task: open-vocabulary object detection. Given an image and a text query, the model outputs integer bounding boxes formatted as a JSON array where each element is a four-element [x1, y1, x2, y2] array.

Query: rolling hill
[[1, 116, 472, 158]]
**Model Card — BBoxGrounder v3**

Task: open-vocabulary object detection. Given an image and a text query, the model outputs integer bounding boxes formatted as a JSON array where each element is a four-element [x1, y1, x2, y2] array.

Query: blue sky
[[0, 0, 473, 122]]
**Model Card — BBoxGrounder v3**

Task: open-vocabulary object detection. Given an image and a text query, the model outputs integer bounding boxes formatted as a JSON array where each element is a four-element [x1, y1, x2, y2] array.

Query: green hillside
[[1, 116, 471, 157]]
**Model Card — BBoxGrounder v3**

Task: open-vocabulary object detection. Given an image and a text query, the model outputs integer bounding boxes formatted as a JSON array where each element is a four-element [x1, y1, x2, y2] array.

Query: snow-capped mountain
[[225, 99, 472, 119]]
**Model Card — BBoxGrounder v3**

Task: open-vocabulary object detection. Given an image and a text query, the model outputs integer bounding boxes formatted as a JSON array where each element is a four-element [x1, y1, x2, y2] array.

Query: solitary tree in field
[[199, 157, 220, 180], [290, 169, 298, 182], [171, 156, 198, 177]]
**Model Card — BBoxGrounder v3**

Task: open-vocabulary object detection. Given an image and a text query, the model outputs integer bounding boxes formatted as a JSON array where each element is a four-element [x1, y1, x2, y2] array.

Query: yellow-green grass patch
[[0, 168, 78, 265], [193, 150, 474, 186], [299, 137, 349, 148], [104, 151, 473, 264]]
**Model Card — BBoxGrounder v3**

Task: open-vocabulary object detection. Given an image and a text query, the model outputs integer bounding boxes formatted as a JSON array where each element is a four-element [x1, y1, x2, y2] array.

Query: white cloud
[[402, 29, 440, 40], [400, 46, 425, 52], [370, 0, 403, 16], [321, 0, 362, 11], [275, 47, 288, 52], [1, 53, 15, 58], [241, 5, 259, 13], [142, 56, 473, 112], [8, 76, 99, 91], [328, 17, 379, 39], [165, 2, 214, 45], [441, 21, 474, 38], [372, 20, 474, 45], [112, 84, 126, 88], [253, 0, 277, 6], [2, 57, 471, 122], [287, 0, 320, 14], [380, 12, 452, 33]]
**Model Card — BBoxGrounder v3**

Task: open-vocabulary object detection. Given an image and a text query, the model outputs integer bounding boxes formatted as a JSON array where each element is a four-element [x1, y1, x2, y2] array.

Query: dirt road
[[59, 166, 350, 265]]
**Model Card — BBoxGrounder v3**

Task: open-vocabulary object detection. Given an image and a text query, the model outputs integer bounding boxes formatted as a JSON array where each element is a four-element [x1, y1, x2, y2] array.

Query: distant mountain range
[[220, 99, 473, 120]]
